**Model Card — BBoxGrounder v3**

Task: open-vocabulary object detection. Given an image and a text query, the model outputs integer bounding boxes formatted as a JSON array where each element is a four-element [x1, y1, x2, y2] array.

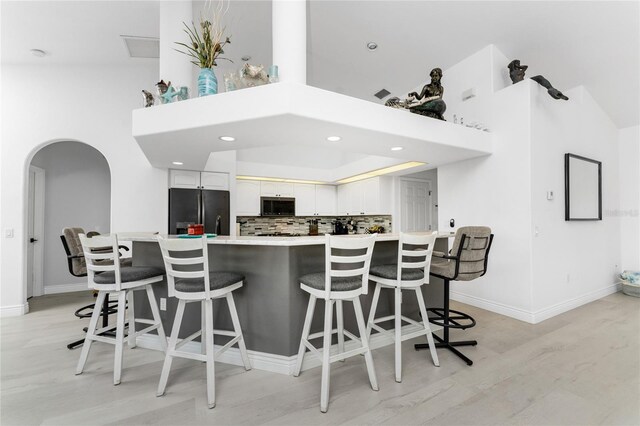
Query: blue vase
[[198, 68, 218, 97]]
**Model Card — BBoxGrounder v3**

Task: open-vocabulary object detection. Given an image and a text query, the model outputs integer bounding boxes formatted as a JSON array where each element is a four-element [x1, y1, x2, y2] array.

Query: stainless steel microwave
[[260, 197, 295, 216]]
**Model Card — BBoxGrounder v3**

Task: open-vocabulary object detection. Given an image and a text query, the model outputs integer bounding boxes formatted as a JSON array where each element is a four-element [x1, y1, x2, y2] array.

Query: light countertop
[[121, 232, 455, 247]]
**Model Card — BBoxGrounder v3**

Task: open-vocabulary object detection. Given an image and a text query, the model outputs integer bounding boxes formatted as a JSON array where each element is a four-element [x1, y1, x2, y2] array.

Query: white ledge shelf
[[132, 82, 493, 170]]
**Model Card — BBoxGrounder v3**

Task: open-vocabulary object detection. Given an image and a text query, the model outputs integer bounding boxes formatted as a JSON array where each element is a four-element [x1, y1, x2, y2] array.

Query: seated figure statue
[[406, 68, 447, 120]]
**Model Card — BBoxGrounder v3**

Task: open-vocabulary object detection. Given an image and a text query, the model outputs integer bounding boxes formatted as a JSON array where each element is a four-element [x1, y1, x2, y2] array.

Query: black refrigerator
[[168, 188, 230, 235]]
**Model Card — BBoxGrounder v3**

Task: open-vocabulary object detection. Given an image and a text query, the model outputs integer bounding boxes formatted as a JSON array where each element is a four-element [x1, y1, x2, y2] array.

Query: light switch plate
[[546, 191, 554, 200], [5, 228, 14, 238]]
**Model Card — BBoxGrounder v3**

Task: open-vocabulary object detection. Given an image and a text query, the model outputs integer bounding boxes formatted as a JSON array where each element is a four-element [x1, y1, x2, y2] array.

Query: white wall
[[1, 63, 167, 316], [438, 80, 535, 320], [439, 76, 624, 323], [31, 141, 111, 291], [530, 84, 621, 319], [618, 125, 640, 271]]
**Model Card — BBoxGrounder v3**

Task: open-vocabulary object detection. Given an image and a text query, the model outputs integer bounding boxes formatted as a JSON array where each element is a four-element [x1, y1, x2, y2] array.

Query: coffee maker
[[333, 218, 348, 235]]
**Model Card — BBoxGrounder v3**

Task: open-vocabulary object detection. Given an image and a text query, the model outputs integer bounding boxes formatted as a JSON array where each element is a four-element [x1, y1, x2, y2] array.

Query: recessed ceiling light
[[30, 49, 46, 57], [391, 146, 404, 151], [172, 161, 184, 165], [366, 42, 378, 51], [327, 136, 341, 142], [219, 136, 235, 142]]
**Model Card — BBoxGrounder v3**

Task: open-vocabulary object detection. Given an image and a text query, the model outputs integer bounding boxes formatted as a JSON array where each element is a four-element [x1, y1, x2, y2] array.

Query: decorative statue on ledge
[[141, 90, 155, 108], [508, 59, 569, 101], [385, 68, 447, 120], [407, 68, 447, 120]]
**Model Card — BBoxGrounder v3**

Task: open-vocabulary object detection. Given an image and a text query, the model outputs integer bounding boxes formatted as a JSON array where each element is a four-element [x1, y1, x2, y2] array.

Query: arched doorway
[[26, 141, 111, 300]]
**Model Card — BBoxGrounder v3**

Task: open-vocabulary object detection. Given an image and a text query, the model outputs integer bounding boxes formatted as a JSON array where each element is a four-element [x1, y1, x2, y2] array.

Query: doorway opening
[[27, 141, 111, 301]]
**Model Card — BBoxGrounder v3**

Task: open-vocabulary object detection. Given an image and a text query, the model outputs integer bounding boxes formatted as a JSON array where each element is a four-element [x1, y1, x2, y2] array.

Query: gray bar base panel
[[132, 239, 446, 357]]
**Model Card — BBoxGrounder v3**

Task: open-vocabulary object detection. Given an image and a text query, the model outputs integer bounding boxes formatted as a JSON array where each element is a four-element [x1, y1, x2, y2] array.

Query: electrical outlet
[[566, 274, 571, 284], [160, 298, 167, 311]]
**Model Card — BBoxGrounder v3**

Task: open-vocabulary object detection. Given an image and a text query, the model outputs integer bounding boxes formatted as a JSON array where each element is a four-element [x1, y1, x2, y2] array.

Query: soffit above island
[[132, 82, 493, 172]]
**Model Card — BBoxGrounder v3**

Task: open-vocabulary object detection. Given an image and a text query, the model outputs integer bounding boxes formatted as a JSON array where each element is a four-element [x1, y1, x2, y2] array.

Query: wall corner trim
[[0, 303, 30, 317], [449, 291, 535, 323], [451, 283, 621, 325], [43, 283, 89, 295], [531, 283, 621, 324]]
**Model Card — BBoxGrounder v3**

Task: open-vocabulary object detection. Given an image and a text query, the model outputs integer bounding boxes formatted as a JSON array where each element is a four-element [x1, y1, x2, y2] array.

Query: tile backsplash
[[237, 216, 392, 236]]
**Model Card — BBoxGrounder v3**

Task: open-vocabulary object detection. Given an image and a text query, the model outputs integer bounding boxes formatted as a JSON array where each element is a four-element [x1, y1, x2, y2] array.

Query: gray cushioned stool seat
[[369, 264, 425, 281], [175, 271, 244, 293], [300, 272, 362, 291], [94, 266, 164, 284]]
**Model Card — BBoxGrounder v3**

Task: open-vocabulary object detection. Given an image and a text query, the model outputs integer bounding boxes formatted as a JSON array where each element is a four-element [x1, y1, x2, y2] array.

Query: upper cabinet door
[[337, 184, 350, 215], [362, 177, 381, 214], [170, 170, 201, 189], [200, 172, 229, 190], [277, 182, 295, 197], [261, 181, 295, 197], [260, 181, 278, 196], [237, 180, 261, 216], [294, 184, 316, 216], [315, 185, 337, 216], [348, 181, 365, 215]]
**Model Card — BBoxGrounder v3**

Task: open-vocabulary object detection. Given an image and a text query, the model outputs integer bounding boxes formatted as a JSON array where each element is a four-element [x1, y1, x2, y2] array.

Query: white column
[[160, 1, 194, 91], [272, 0, 307, 84]]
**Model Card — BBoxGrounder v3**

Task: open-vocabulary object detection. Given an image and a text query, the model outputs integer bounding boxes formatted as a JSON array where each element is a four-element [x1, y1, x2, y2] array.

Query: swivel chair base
[[414, 280, 477, 366], [414, 336, 477, 366]]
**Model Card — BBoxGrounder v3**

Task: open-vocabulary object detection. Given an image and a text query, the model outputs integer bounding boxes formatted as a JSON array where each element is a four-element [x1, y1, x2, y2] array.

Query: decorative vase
[[198, 68, 218, 97]]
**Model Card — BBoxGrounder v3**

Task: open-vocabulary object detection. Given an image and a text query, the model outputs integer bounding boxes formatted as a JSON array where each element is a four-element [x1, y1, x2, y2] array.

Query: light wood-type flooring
[[1, 291, 639, 425]]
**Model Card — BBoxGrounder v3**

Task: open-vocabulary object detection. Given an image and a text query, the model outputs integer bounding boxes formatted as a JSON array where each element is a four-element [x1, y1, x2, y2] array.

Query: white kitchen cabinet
[[294, 184, 316, 216], [315, 185, 337, 215], [261, 182, 295, 197], [236, 180, 261, 216], [200, 172, 229, 190], [362, 177, 381, 214], [294, 184, 337, 216], [348, 181, 365, 215], [337, 184, 350, 215], [336, 177, 392, 215], [169, 170, 229, 190], [169, 170, 201, 189]]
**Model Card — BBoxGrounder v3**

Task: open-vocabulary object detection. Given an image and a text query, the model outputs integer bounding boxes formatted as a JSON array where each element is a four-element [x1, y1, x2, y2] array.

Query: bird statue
[[141, 90, 155, 108]]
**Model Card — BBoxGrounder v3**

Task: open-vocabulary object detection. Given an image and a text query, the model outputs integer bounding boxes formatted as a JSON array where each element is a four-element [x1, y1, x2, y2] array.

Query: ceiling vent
[[121, 35, 159, 58], [374, 88, 391, 100]]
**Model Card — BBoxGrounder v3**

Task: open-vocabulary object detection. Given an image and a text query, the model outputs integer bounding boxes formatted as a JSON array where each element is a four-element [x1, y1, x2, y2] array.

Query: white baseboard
[[531, 283, 621, 323], [136, 322, 441, 376], [0, 303, 29, 317], [44, 283, 89, 295], [449, 291, 535, 323], [451, 283, 621, 324]]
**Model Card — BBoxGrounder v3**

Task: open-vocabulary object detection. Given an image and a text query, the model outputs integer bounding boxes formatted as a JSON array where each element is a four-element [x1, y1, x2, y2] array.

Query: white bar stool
[[75, 233, 167, 385], [366, 232, 440, 383], [293, 234, 378, 413], [156, 235, 251, 409]]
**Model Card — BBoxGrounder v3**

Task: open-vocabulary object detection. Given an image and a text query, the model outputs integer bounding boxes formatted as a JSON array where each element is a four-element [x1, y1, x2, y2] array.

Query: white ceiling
[[2, 0, 638, 128], [237, 145, 368, 169]]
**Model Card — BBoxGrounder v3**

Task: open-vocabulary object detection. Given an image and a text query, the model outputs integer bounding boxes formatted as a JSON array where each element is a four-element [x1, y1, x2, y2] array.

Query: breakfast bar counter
[[130, 234, 450, 374]]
